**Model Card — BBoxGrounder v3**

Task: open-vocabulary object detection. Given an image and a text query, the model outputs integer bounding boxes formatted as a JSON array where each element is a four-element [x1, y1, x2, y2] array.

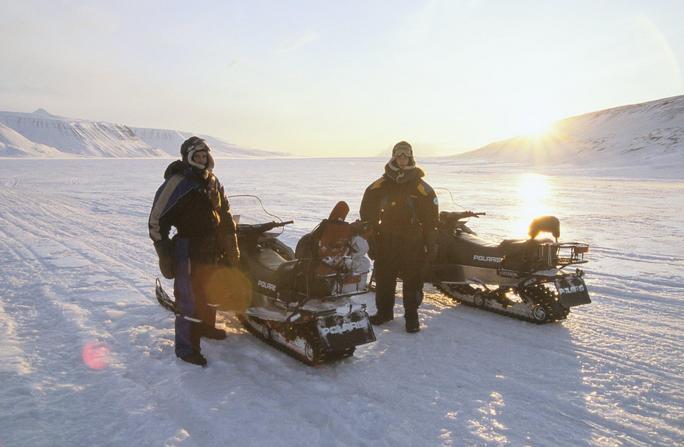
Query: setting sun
[[518, 118, 558, 139]]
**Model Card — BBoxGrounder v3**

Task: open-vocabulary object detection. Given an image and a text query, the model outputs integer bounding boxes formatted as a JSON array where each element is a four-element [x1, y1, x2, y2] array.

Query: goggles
[[188, 142, 210, 153], [393, 147, 412, 158]]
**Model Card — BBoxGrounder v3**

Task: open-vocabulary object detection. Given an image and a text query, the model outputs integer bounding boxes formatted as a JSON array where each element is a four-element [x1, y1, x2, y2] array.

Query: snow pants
[[373, 232, 425, 321], [173, 238, 218, 358]]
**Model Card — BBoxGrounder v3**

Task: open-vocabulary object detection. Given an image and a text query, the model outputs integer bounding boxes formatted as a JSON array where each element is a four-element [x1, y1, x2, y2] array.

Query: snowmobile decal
[[257, 280, 276, 292], [319, 319, 369, 336], [557, 284, 586, 295], [473, 255, 503, 263]]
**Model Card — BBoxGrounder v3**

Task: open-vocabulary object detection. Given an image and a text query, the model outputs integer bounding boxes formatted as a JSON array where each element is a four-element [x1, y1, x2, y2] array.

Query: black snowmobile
[[156, 200, 376, 365], [431, 211, 591, 323]]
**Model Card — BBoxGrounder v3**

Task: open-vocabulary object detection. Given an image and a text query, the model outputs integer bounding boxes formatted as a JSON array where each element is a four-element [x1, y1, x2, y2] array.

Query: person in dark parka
[[149, 136, 240, 366], [360, 141, 439, 333]]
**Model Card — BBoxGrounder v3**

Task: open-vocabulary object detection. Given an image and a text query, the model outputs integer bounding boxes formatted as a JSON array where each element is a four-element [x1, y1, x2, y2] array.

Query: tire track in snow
[[0, 189, 188, 445], [0, 190, 153, 299]]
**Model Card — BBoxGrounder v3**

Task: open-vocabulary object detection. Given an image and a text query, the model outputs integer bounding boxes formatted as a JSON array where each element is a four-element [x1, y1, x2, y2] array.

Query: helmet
[[181, 136, 211, 170]]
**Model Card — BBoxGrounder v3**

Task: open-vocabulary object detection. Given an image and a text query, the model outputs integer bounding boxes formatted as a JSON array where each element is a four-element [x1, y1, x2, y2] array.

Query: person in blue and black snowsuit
[[360, 141, 439, 333], [149, 136, 240, 366]]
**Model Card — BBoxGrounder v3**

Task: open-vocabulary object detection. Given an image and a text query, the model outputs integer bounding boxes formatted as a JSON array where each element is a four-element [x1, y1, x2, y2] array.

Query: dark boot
[[199, 325, 227, 340], [179, 351, 207, 367], [369, 313, 394, 326], [405, 317, 420, 333]]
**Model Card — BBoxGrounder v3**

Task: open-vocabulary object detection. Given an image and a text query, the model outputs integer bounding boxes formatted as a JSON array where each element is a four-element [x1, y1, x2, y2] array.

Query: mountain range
[[2, 95, 683, 168], [0, 109, 283, 158]]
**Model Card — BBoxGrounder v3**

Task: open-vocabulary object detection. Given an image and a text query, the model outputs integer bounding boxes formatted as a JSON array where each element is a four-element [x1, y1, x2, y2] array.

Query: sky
[[1, 0, 683, 157]]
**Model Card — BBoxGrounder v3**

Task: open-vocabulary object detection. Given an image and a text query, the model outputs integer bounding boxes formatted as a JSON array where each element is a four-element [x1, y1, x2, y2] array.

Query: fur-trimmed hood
[[383, 161, 425, 184]]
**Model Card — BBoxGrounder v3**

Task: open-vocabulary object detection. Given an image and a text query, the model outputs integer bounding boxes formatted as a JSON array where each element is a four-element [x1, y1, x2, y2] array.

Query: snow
[[0, 157, 682, 446]]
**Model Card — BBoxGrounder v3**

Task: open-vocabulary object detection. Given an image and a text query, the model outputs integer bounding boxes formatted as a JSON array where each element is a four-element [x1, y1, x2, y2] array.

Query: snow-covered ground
[[1, 158, 682, 446]]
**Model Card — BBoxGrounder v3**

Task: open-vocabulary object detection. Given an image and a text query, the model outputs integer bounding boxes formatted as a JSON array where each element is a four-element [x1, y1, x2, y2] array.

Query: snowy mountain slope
[[0, 110, 166, 157], [130, 127, 285, 158], [0, 109, 285, 158], [0, 123, 62, 157], [456, 95, 684, 168], [0, 158, 682, 446]]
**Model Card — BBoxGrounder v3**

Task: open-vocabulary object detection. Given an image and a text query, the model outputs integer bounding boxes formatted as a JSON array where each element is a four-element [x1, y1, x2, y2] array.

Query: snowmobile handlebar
[[440, 210, 486, 221], [237, 220, 294, 235], [465, 211, 486, 218]]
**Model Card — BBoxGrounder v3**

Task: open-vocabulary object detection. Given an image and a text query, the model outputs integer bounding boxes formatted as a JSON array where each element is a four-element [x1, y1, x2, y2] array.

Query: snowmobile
[[431, 211, 591, 323], [156, 201, 376, 365]]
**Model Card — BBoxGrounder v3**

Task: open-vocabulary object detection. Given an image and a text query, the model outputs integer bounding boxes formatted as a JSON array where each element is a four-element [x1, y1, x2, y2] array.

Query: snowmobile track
[[237, 315, 355, 366], [433, 282, 568, 324]]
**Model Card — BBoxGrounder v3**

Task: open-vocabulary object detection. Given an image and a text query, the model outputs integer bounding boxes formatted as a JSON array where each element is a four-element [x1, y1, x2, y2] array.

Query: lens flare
[[82, 341, 110, 370]]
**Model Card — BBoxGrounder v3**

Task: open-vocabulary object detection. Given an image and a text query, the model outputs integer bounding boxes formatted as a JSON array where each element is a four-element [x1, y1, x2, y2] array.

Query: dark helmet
[[180, 136, 213, 170]]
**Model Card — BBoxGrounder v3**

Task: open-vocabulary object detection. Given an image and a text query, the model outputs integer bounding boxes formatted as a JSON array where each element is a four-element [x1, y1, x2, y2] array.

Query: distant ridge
[[129, 127, 285, 158], [0, 122, 62, 157], [32, 108, 63, 119], [454, 95, 684, 168], [0, 109, 286, 158]]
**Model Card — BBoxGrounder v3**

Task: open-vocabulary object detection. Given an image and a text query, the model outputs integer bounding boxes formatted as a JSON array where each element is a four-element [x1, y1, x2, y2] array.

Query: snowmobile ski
[[155, 277, 176, 314]]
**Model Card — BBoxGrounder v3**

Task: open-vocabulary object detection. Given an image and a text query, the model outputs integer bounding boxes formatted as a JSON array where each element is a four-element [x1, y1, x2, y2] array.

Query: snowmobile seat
[[256, 246, 288, 272], [435, 232, 508, 268], [249, 248, 317, 302], [458, 233, 504, 254], [499, 238, 555, 256], [499, 239, 528, 250], [438, 233, 553, 269]]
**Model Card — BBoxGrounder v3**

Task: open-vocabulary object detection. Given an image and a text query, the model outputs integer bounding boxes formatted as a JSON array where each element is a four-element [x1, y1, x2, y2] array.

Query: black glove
[[154, 239, 175, 279]]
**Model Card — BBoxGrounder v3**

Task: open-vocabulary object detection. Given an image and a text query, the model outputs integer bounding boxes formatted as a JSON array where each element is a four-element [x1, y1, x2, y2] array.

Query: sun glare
[[518, 117, 558, 139], [511, 173, 553, 237]]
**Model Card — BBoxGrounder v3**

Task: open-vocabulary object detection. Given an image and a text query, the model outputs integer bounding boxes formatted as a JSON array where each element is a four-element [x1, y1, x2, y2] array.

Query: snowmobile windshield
[[227, 195, 327, 252], [227, 195, 286, 226]]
